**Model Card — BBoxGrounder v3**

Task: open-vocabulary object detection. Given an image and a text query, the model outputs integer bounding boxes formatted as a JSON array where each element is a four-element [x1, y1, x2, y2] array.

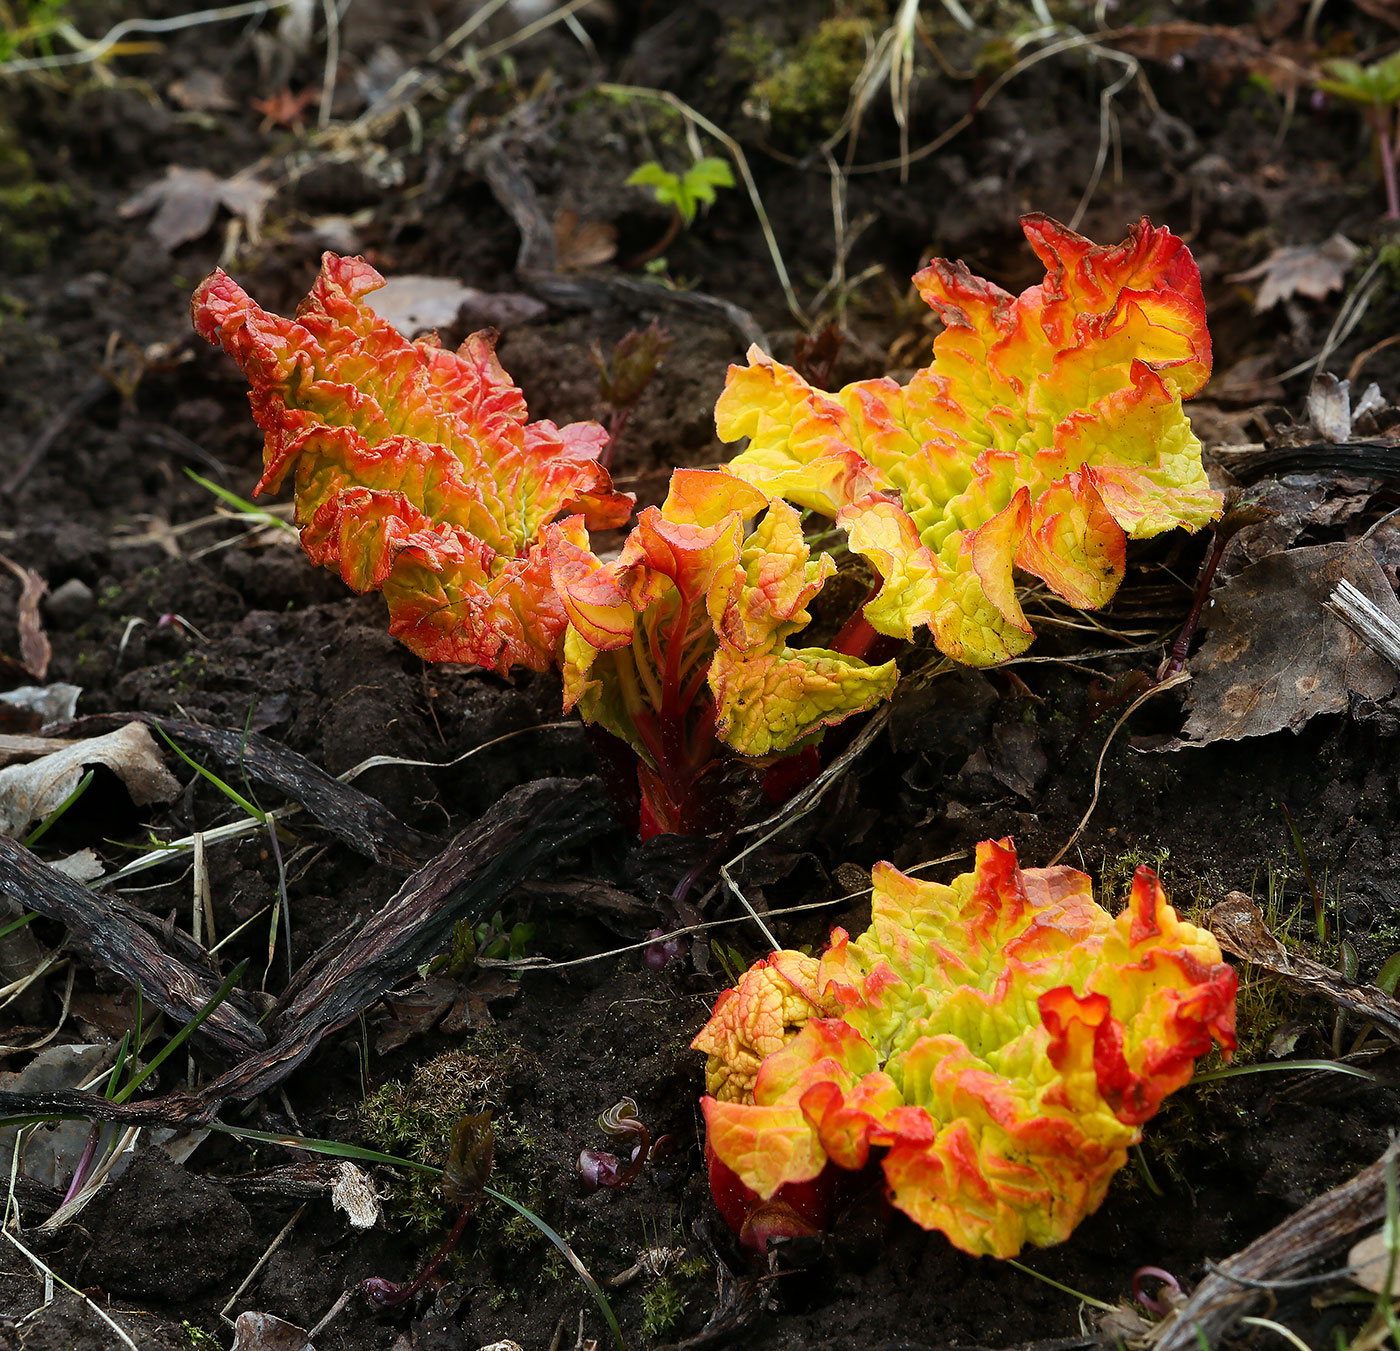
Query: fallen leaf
[[232, 1312, 314, 1351], [1209, 892, 1400, 1044], [554, 207, 618, 271], [0, 555, 50, 680], [1307, 372, 1354, 444], [0, 722, 181, 838], [167, 70, 236, 112], [51, 848, 104, 882], [119, 165, 275, 250], [0, 684, 81, 734], [1172, 541, 1400, 746], [1216, 476, 1381, 580], [1229, 235, 1359, 311], [1349, 1231, 1400, 1294], [366, 275, 547, 337], [1304, 373, 1385, 443]]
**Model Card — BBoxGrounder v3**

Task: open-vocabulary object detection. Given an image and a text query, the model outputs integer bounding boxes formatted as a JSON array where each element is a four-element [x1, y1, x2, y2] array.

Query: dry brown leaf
[[0, 555, 49, 681], [1349, 1231, 1400, 1294], [231, 1312, 314, 1351], [167, 70, 236, 112], [119, 165, 274, 251], [1173, 541, 1400, 746], [0, 722, 181, 838], [554, 207, 618, 271], [1209, 892, 1400, 1043], [366, 276, 546, 338], [1229, 235, 1359, 312]]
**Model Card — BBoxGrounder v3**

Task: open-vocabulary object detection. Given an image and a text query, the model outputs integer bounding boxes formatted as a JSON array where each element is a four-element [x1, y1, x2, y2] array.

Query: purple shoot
[[578, 1096, 651, 1192], [1132, 1265, 1183, 1317]]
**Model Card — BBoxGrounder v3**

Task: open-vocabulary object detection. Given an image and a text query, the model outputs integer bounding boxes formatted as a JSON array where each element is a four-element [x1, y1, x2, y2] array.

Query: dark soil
[[4, 2, 1400, 1349]]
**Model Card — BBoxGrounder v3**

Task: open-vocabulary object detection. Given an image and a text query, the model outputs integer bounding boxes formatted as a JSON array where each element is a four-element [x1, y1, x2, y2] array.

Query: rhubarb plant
[[191, 253, 633, 674], [192, 217, 1217, 839], [715, 215, 1220, 665], [693, 839, 1236, 1257], [545, 469, 896, 835]]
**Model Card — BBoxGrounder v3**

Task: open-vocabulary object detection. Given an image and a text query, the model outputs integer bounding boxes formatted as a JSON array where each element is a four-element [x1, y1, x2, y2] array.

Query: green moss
[[362, 1043, 534, 1239], [748, 16, 874, 139], [1096, 846, 1174, 907], [359, 1041, 562, 1301], [0, 116, 72, 269], [641, 1279, 687, 1340]]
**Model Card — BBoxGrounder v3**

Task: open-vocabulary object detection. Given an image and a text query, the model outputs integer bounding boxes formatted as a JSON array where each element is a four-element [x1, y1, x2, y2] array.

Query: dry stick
[[58, 712, 442, 873], [1150, 1145, 1399, 1351], [1329, 578, 1400, 671], [0, 838, 266, 1059], [0, 777, 611, 1131], [1046, 671, 1190, 868], [219, 1203, 308, 1324]]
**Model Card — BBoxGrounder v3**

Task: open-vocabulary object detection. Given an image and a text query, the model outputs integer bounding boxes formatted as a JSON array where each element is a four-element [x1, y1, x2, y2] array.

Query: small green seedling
[[1318, 52, 1400, 219], [625, 156, 735, 268], [626, 156, 735, 225]]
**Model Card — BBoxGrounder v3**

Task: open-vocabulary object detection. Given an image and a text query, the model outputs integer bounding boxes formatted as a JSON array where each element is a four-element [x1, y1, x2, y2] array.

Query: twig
[[1047, 671, 1190, 867], [219, 1203, 307, 1322], [1150, 1146, 1399, 1351]]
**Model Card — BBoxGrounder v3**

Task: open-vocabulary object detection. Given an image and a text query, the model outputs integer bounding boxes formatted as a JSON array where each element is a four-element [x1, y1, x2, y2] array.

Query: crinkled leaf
[[192, 253, 632, 673], [546, 472, 897, 817], [695, 839, 1236, 1258], [709, 642, 896, 756], [717, 215, 1219, 666]]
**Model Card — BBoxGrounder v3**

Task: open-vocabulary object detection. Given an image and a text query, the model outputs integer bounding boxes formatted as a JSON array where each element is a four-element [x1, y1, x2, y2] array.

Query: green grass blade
[[113, 960, 248, 1103], [23, 769, 94, 847], [0, 912, 37, 942], [484, 1185, 625, 1350], [154, 726, 267, 823], [184, 468, 297, 533], [104, 1031, 131, 1099], [205, 1124, 442, 1175], [1194, 1059, 1391, 1086]]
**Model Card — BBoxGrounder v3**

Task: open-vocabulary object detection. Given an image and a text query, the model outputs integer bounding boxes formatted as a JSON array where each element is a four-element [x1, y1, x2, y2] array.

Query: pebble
[[44, 577, 94, 627]]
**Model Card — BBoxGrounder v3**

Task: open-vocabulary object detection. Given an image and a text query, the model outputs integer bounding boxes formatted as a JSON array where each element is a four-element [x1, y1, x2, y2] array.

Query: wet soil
[[5, 2, 1400, 1349]]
